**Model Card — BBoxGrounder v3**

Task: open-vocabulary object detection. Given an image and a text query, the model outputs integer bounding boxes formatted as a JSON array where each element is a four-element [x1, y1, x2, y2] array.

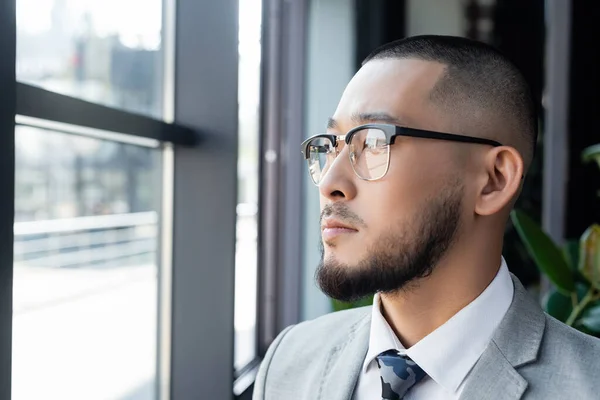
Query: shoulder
[[277, 306, 371, 354], [541, 314, 600, 358], [265, 307, 370, 369], [521, 314, 600, 397], [253, 306, 371, 399], [291, 306, 372, 335]]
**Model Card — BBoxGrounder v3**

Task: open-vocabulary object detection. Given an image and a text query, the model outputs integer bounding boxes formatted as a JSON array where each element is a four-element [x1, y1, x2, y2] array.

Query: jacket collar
[[318, 274, 546, 400], [318, 311, 371, 400], [459, 274, 546, 400], [491, 274, 546, 367]]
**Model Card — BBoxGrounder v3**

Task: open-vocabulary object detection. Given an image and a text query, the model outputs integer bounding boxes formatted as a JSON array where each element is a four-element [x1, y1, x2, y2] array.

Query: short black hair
[[363, 35, 538, 166]]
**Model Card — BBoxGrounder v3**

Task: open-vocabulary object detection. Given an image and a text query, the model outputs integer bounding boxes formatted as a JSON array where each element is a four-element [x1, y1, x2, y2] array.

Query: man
[[253, 35, 600, 400]]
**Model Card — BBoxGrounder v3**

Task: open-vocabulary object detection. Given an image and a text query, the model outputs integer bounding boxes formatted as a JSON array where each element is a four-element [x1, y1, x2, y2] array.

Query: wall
[[406, 0, 463, 36], [301, 0, 356, 321]]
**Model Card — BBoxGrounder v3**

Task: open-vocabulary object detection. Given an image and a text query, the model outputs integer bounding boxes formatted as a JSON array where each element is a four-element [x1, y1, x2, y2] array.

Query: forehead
[[332, 58, 446, 130]]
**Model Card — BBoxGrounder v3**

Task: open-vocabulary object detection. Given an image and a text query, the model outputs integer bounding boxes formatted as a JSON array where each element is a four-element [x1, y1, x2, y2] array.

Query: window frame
[[1, 0, 306, 398], [16, 84, 197, 146], [0, 0, 209, 399], [169, 0, 240, 399], [0, 0, 17, 397], [233, 0, 309, 395], [256, 0, 308, 365]]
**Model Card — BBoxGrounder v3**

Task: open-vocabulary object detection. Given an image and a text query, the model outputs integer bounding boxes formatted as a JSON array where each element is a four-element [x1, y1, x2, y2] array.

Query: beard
[[316, 183, 464, 302]]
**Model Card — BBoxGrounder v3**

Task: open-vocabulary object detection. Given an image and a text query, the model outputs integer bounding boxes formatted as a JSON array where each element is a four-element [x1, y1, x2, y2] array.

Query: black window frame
[[0, 0, 17, 396]]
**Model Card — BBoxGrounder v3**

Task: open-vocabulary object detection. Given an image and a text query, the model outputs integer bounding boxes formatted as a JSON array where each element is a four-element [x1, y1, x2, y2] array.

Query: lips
[[321, 218, 356, 231], [321, 218, 358, 241]]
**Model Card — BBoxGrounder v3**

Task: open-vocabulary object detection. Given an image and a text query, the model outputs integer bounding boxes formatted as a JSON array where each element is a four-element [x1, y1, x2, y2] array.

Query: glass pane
[[307, 137, 336, 184], [349, 129, 389, 180], [234, 0, 262, 371], [16, 0, 163, 118], [12, 126, 160, 400]]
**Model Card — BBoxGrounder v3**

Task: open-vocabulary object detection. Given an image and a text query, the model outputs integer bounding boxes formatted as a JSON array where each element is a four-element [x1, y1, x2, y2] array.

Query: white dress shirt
[[353, 258, 514, 400]]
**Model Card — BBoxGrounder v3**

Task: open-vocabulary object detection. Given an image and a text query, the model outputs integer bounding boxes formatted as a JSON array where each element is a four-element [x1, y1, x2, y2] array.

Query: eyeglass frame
[[300, 123, 504, 184]]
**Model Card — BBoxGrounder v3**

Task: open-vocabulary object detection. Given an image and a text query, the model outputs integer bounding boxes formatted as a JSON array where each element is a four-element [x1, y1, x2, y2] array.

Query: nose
[[318, 145, 357, 201]]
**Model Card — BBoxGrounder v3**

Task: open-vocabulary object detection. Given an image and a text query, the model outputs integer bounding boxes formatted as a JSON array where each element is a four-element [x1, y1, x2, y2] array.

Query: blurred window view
[[12, 126, 161, 400], [234, 0, 262, 371], [16, 0, 163, 118]]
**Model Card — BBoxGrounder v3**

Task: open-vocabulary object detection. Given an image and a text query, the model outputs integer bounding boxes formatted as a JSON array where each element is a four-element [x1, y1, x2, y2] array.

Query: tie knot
[[376, 350, 427, 399]]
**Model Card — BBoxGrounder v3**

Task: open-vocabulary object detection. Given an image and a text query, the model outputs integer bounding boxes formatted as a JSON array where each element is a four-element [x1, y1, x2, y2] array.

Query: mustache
[[320, 203, 366, 228]]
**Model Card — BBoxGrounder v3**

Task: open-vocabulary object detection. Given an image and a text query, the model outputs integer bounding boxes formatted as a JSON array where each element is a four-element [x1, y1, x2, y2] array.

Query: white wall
[[302, 0, 356, 321], [407, 0, 463, 36]]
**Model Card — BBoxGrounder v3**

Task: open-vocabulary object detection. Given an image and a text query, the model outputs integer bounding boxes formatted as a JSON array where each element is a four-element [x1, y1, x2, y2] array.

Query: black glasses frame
[[301, 123, 503, 160]]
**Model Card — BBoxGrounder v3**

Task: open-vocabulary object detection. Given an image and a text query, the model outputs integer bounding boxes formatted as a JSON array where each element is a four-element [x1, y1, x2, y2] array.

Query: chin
[[323, 246, 365, 267]]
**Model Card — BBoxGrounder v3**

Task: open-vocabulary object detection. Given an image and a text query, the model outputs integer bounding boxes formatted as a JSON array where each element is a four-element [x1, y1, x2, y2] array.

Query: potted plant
[[511, 144, 600, 337]]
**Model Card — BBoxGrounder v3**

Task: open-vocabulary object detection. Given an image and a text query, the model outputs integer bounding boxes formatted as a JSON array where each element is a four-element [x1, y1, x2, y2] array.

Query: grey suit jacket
[[254, 275, 600, 399]]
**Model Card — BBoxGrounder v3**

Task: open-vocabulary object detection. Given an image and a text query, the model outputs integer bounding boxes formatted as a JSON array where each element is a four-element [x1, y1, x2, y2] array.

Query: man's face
[[316, 59, 469, 301]]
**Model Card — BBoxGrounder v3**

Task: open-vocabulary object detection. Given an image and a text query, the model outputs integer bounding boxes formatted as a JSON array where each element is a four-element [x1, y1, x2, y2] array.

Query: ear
[[475, 146, 524, 216]]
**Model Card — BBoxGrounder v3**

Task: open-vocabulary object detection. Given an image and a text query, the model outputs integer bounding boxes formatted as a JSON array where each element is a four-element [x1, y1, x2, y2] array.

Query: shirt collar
[[363, 258, 514, 394]]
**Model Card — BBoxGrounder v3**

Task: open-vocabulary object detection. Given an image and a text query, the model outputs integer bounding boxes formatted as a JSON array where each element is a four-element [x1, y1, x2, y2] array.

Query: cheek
[[386, 142, 453, 193], [364, 173, 430, 214], [355, 167, 440, 237], [355, 183, 415, 239]]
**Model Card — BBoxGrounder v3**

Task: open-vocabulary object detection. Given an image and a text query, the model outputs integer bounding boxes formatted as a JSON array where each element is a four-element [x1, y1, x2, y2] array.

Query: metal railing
[[13, 211, 158, 269]]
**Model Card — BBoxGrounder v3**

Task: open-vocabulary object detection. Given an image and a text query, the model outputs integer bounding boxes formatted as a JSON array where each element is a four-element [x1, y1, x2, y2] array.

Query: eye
[[365, 137, 387, 154]]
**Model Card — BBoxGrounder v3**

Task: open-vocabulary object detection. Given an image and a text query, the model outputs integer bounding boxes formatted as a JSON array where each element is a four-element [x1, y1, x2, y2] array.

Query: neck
[[379, 240, 503, 348]]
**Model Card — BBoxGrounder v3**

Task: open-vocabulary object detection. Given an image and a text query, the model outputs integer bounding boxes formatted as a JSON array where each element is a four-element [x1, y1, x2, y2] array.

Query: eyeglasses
[[301, 123, 502, 185]]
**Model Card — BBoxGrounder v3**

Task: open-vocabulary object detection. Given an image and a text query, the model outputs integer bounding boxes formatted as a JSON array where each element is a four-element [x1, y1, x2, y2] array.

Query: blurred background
[[0, 0, 598, 399]]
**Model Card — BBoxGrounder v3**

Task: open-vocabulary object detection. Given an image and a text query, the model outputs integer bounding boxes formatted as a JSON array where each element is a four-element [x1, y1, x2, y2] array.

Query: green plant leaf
[[511, 210, 575, 294], [543, 289, 572, 322], [573, 321, 600, 338], [563, 240, 580, 271], [331, 295, 373, 312], [580, 303, 600, 333], [578, 225, 600, 290], [563, 241, 591, 284], [582, 144, 600, 169]]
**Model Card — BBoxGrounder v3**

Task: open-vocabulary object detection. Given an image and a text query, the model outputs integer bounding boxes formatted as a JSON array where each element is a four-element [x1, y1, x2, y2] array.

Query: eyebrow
[[327, 112, 404, 130]]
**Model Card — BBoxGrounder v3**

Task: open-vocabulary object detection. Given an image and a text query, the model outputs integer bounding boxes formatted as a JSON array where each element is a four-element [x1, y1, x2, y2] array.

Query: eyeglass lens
[[306, 128, 389, 184]]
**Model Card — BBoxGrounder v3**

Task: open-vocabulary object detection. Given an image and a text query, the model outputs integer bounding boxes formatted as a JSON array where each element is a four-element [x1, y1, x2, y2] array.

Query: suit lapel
[[459, 341, 528, 400], [460, 274, 546, 400], [318, 313, 371, 400], [316, 275, 546, 400]]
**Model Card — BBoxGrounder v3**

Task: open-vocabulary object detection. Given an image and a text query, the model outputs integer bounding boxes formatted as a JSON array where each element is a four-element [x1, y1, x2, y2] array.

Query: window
[[11, 1, 173, 399], [2, 0, 238, 398], [12, 125, 161, 400], [235, 0, 262, 372], [16, 0, 163, 118]]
